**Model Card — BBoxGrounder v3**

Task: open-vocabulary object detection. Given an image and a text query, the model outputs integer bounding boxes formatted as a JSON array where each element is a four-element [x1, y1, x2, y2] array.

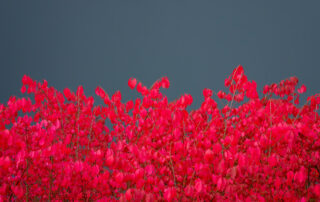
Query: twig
[[169, 143, 176, 187]]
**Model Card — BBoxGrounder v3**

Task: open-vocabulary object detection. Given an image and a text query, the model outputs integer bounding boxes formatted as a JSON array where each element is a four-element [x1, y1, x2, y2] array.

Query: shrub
[[0, 65, 319, 201]]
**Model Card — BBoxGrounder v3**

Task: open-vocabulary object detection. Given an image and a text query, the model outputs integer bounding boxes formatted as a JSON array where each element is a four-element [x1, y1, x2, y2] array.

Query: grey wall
[[1, 1, 319, 110]]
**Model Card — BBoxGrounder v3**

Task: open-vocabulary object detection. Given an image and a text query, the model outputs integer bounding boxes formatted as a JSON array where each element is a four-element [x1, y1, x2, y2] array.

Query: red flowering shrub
[[1, 65, 320, 201]]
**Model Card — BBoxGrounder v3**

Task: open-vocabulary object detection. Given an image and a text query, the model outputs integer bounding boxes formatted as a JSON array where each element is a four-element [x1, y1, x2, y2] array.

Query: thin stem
[[268, 101, 273, 157], [49, 156, 53, 201], [76, 92, 81, 160], [228, 66, 243, 109], [169, 143, 176, 187], [25, 158, 29, 202], [25, 126, 30, 202], [86, 116, 95, 157], [54, 90, 65, 137], [292, 100, 310, 125], [223, 67, 243, 138]]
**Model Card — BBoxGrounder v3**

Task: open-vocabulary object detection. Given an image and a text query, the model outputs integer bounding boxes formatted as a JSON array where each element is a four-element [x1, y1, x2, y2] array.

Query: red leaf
[[115, 172, 124, 184], [204, 149, 214, 163], [203, 88, 213, 98], [161, 77, 170, 89], [128, 78, 137, 90], [297, 84, 306, 94], [195, 179, 203, 193], [20, 85, 26, 94], [164, 187, 176, 201], [314, 184, 320, 197], [125, 188, 133, 200]]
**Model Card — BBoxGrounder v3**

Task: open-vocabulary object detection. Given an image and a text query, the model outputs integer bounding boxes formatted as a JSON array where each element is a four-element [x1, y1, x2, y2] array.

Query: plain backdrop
[[1, 1, 319, 110]]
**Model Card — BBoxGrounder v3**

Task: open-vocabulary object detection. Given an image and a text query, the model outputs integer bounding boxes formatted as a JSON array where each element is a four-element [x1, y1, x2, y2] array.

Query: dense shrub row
[[1, 66, 320, 201]]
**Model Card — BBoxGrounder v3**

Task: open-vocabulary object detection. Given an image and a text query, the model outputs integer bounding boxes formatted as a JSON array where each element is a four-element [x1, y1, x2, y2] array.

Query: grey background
[[1, 1, 319, 110]]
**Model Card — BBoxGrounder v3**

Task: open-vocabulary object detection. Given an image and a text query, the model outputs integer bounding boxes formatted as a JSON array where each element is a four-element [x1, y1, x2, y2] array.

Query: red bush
[[1, 65, 320, 201]]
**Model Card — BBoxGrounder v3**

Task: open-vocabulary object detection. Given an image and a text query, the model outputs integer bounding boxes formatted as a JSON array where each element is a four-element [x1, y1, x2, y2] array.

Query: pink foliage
[[0, 66, 319, 201]]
